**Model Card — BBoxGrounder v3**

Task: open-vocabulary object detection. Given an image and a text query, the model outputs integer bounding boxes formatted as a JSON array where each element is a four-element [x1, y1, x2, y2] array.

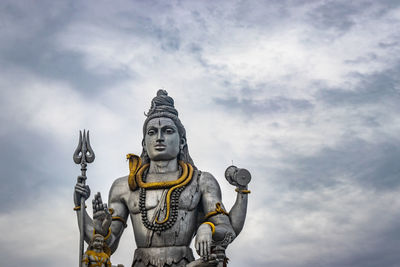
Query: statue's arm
[[82, 253, 89, 267], [106, 177, 130, 254], [74, 176, 130, 250], [74, 182, 95, 244], [199, 172, 236, 243]]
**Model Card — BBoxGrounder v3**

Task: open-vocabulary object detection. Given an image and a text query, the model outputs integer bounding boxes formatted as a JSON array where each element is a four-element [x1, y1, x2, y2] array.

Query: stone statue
[[82, 234, 112, 267], [74, 90, 251, 267]]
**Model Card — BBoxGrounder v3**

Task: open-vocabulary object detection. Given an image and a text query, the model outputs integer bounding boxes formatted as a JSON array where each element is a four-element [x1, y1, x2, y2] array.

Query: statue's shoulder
[[109, 175, 130, 200], [198, 171, 221, 189]]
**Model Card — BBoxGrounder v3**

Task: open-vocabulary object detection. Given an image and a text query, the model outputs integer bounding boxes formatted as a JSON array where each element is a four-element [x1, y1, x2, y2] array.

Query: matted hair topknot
[[145, 89, 178, 117]]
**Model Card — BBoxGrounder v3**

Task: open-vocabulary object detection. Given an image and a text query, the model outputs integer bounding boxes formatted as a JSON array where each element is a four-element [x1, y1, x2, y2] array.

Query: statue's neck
[[148, 159, 178, 174]]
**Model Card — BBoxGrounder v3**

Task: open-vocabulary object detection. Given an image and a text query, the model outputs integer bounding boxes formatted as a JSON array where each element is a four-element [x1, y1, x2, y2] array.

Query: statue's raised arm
[[73, 90, 251, 267]]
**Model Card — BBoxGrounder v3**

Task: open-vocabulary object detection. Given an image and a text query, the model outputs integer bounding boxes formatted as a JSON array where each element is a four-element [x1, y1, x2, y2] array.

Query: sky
[[0, 0, 400, 266]]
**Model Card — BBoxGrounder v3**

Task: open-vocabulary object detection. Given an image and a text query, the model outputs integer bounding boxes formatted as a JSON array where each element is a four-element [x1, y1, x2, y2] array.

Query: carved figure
[[74, 90, 251, 267], [82, 234, 112, 267]]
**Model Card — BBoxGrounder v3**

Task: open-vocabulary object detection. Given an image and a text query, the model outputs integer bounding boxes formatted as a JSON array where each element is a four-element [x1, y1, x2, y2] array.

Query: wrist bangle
[[104, 228, 111, 240], [235, 188, 251, 194], [202, 222, 215, 235], [93, 228, 112, 240], [112, 216, 127, 228], [73, 205, 87, 211]]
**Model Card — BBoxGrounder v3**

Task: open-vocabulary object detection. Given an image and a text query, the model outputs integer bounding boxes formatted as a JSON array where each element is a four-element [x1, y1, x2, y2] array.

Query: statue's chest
[[127, 171, 201, 214], [87, 254, 108, 266]]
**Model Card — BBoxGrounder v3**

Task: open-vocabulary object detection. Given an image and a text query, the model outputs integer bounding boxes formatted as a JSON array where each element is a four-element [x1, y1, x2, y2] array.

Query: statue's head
[[140, 90, 195, 168], [89, 234, 105, 251]]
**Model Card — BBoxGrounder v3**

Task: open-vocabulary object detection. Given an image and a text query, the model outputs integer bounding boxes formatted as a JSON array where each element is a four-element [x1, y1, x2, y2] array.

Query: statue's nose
[[156, 131, 164, 142]]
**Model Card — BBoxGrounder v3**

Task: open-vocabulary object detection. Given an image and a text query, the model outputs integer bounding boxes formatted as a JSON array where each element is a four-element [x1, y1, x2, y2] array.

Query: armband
[[204, 202, 229, 220]]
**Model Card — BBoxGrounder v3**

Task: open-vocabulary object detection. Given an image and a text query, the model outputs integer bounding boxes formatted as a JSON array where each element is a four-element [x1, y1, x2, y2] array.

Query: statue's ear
[[180, 137, 186, 149], [142, 139, 146, 148]]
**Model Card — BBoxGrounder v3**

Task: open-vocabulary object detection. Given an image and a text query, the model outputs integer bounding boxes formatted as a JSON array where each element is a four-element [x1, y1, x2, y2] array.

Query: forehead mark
[[147, 117, 176, 128]]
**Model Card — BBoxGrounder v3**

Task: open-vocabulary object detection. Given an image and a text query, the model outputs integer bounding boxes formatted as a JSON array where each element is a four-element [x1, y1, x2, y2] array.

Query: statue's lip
[[154, 144, 166, 150]]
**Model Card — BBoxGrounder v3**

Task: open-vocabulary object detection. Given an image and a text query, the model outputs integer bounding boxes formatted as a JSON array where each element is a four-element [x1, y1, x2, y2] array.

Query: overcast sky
[[1, 1, 400, 266]]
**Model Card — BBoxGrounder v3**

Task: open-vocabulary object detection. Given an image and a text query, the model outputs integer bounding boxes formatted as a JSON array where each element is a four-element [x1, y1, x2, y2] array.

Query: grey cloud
[[306, 1, 360, 32], [344, 53, 378, 64], [379, 41, 399, 48], [214, 94, 313, 116], [108, 9, 182, 52], [244, 137, 400, 267], [272, 137, 400, 192], [0, 1, 132, 94], [213, 80, 314, 115], [316, 65, 400, 107], [0, 126, 75, 212], [305, 0, 400, 34]]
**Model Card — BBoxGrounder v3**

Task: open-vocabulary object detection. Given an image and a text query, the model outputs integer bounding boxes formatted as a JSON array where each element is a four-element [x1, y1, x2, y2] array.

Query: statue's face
[[93, 236, 104, 250], [144, 117, 183, 161]]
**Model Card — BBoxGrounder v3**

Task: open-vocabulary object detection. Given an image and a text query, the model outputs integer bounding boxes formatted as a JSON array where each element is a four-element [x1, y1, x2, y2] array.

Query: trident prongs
[[85, 130, 95, 163], [73, 130, 95, 165]]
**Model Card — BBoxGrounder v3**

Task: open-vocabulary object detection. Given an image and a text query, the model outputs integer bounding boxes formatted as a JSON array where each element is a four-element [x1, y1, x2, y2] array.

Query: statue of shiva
[[73, 90, 251, 267]]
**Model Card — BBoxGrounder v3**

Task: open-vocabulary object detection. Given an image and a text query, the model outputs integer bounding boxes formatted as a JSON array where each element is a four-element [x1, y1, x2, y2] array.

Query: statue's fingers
[[207, 255, 218, 265], [92, 199, 97, 211], [206, 241, 210, 257], [201, 241, 206, 257], [195, 240, 200, 254], [97, 192, 103, 204], [75, 185, 87, 194], [75, 187, 85, 194], [85, 185, 91, 195], [75, 184, 83, 190]]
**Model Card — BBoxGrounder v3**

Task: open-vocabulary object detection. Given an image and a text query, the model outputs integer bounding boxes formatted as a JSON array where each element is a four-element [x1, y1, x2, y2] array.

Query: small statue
[[74, 90, 251, 266], [82, 234, 112, 267]]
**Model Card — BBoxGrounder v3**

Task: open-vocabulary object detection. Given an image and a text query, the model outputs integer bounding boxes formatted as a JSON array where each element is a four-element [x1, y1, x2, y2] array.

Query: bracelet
[[202, 222, 215, 235], [235, 188, 251, 194], [104, 228, 111, 240], [73, 205, 87, 211], [112, 216, 127, 228], [93, 228, 112, 240]]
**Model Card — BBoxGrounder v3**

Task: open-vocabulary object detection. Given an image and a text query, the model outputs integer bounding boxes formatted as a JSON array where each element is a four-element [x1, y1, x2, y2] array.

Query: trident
[[73, 130, 95, 267]]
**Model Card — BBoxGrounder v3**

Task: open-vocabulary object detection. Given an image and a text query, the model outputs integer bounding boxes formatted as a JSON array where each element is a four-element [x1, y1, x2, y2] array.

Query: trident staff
[[73, 130, 95, 267]]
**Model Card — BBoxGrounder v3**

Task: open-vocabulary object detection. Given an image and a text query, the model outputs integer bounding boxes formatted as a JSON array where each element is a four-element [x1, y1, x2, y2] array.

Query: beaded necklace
[[137, 161, 194, 234]]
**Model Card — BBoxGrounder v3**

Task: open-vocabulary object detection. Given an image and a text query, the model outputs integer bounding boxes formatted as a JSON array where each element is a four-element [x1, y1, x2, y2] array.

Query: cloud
[[214, 95, 313, 115]]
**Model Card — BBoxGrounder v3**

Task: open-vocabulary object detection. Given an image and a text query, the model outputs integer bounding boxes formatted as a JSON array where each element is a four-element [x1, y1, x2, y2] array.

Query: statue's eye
[[165, 128, 175, 134], [147, 129, 156, 135]]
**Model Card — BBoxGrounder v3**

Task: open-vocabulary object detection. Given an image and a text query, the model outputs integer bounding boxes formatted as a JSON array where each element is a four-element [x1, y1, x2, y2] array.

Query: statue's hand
[[195, 223, 213, 260], [186, 254, 218, 267], [92, 192, 112, 236], [74, 177, 91, 206]]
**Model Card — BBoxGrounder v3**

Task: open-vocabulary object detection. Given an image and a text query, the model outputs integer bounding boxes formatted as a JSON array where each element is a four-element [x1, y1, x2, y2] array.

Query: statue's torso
[[117, 170, 202, 248], [84, 251, 110, 267]]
